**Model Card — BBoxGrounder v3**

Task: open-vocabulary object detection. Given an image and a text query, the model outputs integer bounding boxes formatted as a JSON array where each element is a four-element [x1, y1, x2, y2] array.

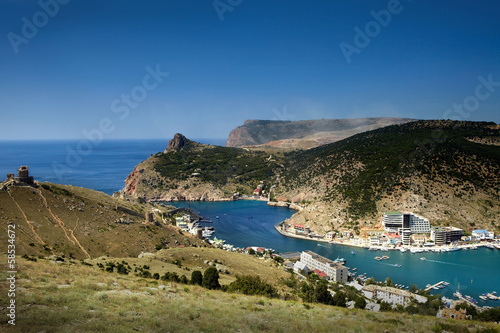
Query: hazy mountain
[[226, 117, 415, 149]]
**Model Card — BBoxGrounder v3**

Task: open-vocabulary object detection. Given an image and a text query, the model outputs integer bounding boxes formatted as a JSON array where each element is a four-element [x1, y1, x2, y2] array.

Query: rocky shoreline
[[267, 201, 303, 211]]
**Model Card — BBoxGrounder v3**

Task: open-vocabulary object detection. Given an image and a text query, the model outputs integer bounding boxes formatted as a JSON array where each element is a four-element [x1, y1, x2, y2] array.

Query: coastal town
[[276, 210, 499, 252], [162, 201, 499, 320]]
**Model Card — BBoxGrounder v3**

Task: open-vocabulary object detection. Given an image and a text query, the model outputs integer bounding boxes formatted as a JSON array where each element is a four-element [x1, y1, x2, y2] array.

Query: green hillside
[[277, 120, 500, 229]]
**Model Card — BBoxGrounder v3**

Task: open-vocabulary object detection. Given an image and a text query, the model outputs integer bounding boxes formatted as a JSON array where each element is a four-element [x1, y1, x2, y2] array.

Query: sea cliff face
[[123, 133, 278, 202], [123, 158, 232, 202]]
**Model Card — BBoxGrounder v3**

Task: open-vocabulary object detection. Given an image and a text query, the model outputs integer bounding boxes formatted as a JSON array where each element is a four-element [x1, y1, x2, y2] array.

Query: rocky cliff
[[123, 134, 283, 202]]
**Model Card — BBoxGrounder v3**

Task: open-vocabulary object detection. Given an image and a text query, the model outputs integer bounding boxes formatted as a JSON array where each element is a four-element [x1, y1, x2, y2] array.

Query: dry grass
[[1, 258, 498, 332], [0, 184, 206, 260]]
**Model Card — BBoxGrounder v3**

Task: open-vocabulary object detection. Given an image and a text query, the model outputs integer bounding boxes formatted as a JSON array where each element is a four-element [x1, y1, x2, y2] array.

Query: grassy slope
[[1, 257, 497, 333], [0, 183, 206, 259]]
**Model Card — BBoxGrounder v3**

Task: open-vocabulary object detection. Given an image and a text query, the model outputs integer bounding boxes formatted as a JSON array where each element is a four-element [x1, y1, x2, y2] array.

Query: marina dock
[[424, 281, 446, 292]]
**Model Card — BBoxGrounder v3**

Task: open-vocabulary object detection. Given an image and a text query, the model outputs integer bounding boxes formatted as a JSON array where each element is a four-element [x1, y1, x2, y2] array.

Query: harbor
[[424, 281, 448, 292], [169, 200, 500, 308]]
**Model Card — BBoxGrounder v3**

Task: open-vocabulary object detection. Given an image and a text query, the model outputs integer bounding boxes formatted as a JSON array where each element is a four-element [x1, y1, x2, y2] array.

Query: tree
[[180, 275, 188, 284], [409, 284, 419, 293], [226, 275, 278, 298], [307, 272, 320, 283], [314, 281, 333, 305], [385, 277, 394, 287], [248, 248, 255, 255], [299, 282, 315, 303], [354, 297, 367, 309], [380, 301, 392, 312], [332, 291, 346, 307], [365, 277, 376, 285], [456, 302, 478, 318], [202, 267, 220, 290], [191, 270, 203, 286]]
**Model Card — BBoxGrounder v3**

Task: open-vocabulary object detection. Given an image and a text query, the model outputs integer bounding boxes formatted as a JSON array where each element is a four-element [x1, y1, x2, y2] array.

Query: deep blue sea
[[0, 139, 226, 195], [1, 139, 499, 307]]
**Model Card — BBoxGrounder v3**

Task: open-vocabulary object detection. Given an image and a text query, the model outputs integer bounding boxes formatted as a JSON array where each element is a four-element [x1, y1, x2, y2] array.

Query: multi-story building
[[431, 226, 446, 245], [361, 285, 427, 307], [382, 212, 404, 232], [382, 212, 430, 234], [431, 226, 463, 244], [299, 251, 349, 282], [445, 227, 463, 243]]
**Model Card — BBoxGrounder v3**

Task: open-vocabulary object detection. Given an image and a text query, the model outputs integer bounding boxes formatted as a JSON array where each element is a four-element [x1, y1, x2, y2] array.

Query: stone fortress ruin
[[2, 165, 36, 189]]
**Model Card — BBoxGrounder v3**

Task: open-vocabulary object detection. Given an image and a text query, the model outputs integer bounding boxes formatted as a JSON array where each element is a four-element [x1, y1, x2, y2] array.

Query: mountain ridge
[[122, 120, 500, 233], [226, 117, 416, 149]]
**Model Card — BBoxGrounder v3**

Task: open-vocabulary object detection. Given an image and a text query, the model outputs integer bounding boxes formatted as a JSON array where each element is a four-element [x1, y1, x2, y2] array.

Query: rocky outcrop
[[267, 201, 303, 211], [165, 133, 187, 152], [124, 166, 143, 195]]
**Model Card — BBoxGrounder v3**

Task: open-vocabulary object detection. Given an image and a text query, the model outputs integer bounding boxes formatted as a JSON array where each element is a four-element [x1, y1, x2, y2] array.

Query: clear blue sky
[[1, 0, 499, 140]]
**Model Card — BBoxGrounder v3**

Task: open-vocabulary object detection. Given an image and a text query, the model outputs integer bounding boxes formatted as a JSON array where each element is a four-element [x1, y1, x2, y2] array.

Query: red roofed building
[[313, 269, 329, 280], [294, 224, 310, 234]]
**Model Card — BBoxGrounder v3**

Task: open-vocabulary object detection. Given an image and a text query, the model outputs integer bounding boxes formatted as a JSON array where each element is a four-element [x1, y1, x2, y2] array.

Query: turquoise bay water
[[171, 200, 500, 307], [2, 140, 499, 307]]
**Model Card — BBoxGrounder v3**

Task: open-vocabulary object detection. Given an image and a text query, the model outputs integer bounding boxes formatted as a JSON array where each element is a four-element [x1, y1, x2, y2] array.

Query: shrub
[[202, 267, 220, 290], [226, 275, 279, 298], [191, 271, 203, 286], [354, 297, 366, 309]]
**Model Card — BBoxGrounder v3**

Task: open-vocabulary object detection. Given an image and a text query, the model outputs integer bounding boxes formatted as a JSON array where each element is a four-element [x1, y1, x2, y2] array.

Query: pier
[[424, 281, 446, 292], [456, 295, 480, 309]]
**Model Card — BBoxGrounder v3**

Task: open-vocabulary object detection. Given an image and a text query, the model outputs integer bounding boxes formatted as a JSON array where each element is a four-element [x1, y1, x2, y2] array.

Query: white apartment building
[[361, 285, 427, 307], [299, 251, 349, 282], [382, 212, 431, 235]]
